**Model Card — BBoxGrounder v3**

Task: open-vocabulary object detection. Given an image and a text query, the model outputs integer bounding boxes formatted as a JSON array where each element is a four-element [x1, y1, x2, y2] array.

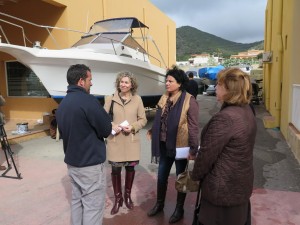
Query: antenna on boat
[[86, 11, 90, 33]]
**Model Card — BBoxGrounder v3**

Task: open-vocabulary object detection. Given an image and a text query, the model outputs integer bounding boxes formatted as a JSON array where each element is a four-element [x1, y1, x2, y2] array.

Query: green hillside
[[176, 26, 264, 61]]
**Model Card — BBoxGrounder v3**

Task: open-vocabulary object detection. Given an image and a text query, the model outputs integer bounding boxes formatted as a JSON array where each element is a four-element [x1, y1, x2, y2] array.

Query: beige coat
[[104, 91, 147, 162], [157, 91, 191, 148]]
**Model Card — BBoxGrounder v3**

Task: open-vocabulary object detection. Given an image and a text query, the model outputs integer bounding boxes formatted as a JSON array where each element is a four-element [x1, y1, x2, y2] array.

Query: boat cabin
[[72, 17, 148, 61]]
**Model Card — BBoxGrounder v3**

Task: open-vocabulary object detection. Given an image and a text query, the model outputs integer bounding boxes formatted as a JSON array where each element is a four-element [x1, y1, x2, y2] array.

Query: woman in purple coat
[[192, 67, 257, 225]]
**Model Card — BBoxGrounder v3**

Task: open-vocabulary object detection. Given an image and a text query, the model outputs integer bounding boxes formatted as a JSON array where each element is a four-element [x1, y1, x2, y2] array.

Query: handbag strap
[[185, 160, 190, 171], [192, 160, 201, 210], [192, 182, 202, 225], [185, 160, 192, 178], [195, 181, 201, 207], [109, 95, 114, 121]]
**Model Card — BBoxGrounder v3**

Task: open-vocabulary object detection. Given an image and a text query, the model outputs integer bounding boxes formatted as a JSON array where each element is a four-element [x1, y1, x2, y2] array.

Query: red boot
[[111, 173, 123, 215], [124, 170, 135, 209]]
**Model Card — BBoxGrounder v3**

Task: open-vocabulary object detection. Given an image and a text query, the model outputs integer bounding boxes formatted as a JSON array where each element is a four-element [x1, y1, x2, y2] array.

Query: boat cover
[[90, 17, 148, 34], [198, 65, 225, 80]]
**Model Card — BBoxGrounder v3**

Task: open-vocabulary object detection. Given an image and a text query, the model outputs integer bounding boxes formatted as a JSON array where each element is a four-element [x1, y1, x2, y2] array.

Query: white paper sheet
[[111, 120, 129, 135], [175, 147, 190, 159]]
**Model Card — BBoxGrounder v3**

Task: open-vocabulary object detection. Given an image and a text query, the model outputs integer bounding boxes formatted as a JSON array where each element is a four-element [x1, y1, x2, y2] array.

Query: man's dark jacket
[[56, 85, 112, 167], [186, 79, 198, 99]]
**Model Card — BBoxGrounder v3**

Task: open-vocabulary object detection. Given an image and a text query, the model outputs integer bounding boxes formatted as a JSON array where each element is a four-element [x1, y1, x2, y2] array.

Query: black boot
[[111, 173, 123, 215], [169, 192, 186, 223], [147, 182, 167, 217], [124, 170, 135, 209]]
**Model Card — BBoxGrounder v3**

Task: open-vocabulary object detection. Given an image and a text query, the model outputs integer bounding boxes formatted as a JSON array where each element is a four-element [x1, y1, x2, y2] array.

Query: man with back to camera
[[186, 72, 198, 99], [56, 64, 112, 225]]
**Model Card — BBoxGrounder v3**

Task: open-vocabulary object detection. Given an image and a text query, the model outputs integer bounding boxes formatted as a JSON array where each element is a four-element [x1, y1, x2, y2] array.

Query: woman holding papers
[[104, 71, 147, 215], [147, 66, 199, 223], [192, 68, 257, 225]]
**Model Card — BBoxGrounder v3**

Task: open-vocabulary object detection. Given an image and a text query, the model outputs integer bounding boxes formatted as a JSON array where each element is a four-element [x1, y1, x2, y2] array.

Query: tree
[[207, 57, 217, 66]]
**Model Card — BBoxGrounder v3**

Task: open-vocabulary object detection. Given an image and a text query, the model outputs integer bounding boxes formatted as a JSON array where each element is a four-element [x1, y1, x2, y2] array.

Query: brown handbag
[[175, 160, 199, 193]]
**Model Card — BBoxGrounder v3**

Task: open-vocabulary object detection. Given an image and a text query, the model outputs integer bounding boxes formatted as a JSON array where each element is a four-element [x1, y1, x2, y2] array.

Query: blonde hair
[[115, 71, 138, 95], [217, 67, 252, 105]]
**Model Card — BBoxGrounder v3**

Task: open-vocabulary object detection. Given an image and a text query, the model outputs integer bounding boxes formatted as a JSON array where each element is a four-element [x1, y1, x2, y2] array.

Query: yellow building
[[0, 0, 175, 122], [264, 0, 300, 161]]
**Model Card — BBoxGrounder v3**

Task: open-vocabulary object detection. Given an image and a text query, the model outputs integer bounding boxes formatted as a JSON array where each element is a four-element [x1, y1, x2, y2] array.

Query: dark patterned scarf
[[151, 91, 186, 163]]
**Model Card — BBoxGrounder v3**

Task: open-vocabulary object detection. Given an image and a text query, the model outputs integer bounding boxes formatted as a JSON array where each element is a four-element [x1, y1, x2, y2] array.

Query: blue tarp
[[198, 65, 225, 80]]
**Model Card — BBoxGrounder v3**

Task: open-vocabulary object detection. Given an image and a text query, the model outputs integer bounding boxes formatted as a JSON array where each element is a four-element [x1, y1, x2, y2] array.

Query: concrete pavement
[[0, 95, 300, 225]]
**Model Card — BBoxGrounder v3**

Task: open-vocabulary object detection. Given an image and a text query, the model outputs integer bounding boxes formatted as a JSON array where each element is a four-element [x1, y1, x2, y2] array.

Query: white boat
[[0, 13, 166, 106]]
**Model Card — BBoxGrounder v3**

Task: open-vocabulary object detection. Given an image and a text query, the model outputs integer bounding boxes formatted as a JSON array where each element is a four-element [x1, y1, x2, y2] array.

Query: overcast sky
[[150, 0, 267, 43]]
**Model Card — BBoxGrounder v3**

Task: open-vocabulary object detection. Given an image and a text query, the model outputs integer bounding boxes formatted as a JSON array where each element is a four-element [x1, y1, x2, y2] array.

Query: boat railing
[[146, 51, 164, 67], [135, 36, 167, 68], [0, 12, 88, 48], [93, 34, 166, 67], [110, 38, 164, 67], [0, 12, 166, 68]]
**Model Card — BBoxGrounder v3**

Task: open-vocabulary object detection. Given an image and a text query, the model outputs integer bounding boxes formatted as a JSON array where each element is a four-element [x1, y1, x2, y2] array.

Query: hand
[[146, 130, 152, 141], [188, 153, 196, 160], [121, 125, 132, 134], [112, 125, 122, 135]]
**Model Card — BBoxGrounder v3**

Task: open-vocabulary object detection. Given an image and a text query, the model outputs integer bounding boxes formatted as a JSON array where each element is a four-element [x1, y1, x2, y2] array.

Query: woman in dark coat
[[192, 67, 257, 225]]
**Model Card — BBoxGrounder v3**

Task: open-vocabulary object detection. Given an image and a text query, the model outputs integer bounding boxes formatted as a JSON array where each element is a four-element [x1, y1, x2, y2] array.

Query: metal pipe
[[0, 18, 26, 46], [0, 12, 87, 34], [274, 0, 284, 125], [264, 0, 273, 110]]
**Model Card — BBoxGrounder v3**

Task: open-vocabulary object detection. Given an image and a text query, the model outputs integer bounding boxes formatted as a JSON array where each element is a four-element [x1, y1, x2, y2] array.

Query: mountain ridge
[[176, 26, 264, 61]]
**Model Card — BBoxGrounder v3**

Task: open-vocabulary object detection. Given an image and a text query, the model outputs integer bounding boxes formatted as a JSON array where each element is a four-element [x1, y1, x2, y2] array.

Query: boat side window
[[72, 35, 96, 47], [5, 61, 49, 97]]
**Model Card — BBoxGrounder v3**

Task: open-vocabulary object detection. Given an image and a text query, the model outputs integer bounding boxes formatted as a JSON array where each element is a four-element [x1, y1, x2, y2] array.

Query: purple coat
[[192, 104, 257, 206]]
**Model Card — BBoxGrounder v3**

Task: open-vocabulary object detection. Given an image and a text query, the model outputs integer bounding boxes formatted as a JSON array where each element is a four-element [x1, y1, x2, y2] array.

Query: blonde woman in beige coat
[[104, 71, 147, 215]]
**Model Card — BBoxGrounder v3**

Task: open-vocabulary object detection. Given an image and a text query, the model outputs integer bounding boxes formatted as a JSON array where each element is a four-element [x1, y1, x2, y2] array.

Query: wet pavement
[[1, 95, 300, 225]]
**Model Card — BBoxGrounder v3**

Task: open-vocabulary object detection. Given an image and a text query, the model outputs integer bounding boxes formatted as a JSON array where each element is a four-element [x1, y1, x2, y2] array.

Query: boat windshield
[[89, 18, 136, 34], [72, 35, 96, 47], [72, 33, 127, 47]]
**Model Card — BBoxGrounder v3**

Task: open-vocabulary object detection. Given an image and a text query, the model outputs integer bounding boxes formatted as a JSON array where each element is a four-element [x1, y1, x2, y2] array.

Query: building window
[[5, 61, 49, 97]]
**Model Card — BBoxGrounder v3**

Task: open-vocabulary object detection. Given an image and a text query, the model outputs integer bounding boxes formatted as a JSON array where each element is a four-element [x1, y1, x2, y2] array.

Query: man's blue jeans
[[157, 142, 187, 186]]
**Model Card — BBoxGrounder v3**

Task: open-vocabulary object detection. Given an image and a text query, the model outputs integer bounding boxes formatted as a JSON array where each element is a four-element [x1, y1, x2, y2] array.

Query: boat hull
[[0, 43, 166, 106]]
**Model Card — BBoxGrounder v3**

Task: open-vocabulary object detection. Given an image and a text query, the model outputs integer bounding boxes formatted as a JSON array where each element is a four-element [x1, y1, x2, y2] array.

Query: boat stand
[[0, 124, 22, 179]]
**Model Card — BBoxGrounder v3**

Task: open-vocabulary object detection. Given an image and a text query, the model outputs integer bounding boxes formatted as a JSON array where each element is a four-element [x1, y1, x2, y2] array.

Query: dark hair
[[188, 72, 194, 78], [166, 66, 189, 91], [67, 64, 91, 85]]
